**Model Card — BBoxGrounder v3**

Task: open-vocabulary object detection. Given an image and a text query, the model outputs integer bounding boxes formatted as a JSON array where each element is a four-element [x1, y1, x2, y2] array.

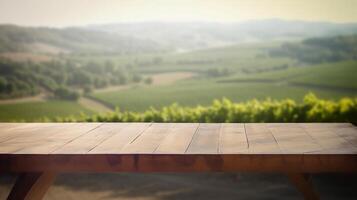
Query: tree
[[132, 74, 142, 83], [54, 87, 80, 101], [144, 77, 153, 85], [83, 85, 92, 94], [0, 77, 7, 92]]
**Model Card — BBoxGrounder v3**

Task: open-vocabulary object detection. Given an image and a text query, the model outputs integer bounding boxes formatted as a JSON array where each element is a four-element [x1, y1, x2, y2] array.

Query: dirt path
[[149, 72, 195, 86], [93, 84, 137, 94], [0, 52, 52, 62], [85, 72, 196, 113], [0, 93, 47, 105], [78, 97, 114, 113], [93, 72, 196, 94]]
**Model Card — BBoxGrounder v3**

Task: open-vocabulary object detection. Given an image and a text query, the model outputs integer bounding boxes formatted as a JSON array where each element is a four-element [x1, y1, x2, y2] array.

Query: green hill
[[269, 34, 357, 63], [0, 25, 164, 54]]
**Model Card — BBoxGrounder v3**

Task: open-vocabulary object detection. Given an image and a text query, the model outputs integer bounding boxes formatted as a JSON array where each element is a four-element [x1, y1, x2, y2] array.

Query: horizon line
[[1, 18, 357, 29]]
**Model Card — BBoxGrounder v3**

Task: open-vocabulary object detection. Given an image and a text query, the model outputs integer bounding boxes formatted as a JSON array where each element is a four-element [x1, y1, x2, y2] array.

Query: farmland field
[[90, 45, 357, 112], [223, 60, 357, 88], [92, 79, 355, 112], [0, 100, 93, 121], [289, 61, 357, 90], [68, 42, 294, 74], [1, 42, 357, 120]]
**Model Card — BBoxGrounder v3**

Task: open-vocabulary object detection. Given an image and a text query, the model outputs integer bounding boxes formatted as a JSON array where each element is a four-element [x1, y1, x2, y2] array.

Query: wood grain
[[155, 123, 199, 153], [5, 123, 101, 154], [89, 123, 151, 153], [245, 123, 281, 154], [53, 123, 125, 154], [186, 123, 221, 154], [219, 123, 247, 153], [0, 123, 356, 173], [120, 123, 173, 153], [267, 124, 322, 153]]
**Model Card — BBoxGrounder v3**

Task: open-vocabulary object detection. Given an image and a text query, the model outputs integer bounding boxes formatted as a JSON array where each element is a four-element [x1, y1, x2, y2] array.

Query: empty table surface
[[0, 123, 356, 173]]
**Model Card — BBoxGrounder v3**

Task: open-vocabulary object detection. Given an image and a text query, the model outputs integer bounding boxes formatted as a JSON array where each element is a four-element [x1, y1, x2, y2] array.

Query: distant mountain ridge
[[0, 24, 164, 54], [87, 19, 357, 50], [1, 19, 357, 54]]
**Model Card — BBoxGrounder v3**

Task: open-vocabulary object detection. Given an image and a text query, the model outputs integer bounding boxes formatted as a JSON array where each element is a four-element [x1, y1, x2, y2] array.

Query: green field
[[69, 42, 294, 74], [223, 60, 357, 88], [90, 44, 357, 112], [2, 42, 357, 120], [289, 61, 357, 90], [0, 100, 93, 121], [92, 80, 355, 112]]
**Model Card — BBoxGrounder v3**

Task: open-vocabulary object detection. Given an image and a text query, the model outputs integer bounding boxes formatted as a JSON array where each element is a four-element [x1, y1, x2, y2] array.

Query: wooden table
[[0, 123, 356, 200]]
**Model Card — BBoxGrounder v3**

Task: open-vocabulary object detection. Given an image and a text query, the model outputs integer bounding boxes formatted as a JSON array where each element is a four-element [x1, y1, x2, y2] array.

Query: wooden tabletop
[[0, 123, 356, 173]]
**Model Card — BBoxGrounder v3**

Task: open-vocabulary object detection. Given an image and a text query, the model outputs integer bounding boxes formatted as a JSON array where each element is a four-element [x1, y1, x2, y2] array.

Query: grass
[[68, 42, 294, 74], [90, 46, 357, 112], [289, 61, 357, 90], [3, 42, 357, 120], [0, 100, 93, 121], [92, 79, 355, 111], [223, 60, 357, 89]]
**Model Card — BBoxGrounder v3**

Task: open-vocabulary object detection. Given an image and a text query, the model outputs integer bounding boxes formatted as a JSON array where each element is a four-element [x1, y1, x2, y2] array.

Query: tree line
[[269, 34, 357, 63], [0, 25, 165, 54], [0, 59, 143, 100]]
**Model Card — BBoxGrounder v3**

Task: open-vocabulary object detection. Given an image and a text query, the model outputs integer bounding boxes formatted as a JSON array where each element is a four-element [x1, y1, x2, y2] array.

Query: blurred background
[[0, 0, 356, 199], [0, 0, 356, 122]]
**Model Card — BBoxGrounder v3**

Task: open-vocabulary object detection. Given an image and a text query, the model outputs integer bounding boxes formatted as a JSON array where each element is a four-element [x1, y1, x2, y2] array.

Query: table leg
[[7, 172, 57, 200], [286, 173, 320, 200]]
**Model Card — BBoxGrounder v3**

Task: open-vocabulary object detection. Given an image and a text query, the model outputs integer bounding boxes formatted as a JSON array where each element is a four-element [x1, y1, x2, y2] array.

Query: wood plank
[[0, 124, 69, 153], [300, 123, 352, 129], [186, 123, 221, 154], [155, 123, 199, 154], [21, 123, 101, 154], [0, 122, 355, 156], [0, 123, 33, 131], [333, 126, 357, 146], [267, 124, 322, 153], [219, 123, 248, 153], [0, 123, 59, 143], [0, 123, 50, 131], [245, 123, 281, 154], [120, 123, 173, 153], [53, 123, 128, 154], [89, 123, 151, 153], [300, 124, 357, 154], [7, 172, 56, 200], [1, 123, 101, 154], [1, 123, 83, 143], [1, 154, 356, 173]]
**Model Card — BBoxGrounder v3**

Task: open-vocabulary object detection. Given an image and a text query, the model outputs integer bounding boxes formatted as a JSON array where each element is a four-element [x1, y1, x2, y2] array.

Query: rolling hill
[[88, 19, 357, 51], [0, 24, 165, 54], [1, 19, 357, 55]]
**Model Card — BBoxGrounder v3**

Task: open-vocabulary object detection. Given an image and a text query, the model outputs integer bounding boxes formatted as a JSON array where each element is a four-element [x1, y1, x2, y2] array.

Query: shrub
[[54, 87, 80, 101], [83, 85, 92, 94], [144, 77, 153, 85], [53, 93, 357, 123]]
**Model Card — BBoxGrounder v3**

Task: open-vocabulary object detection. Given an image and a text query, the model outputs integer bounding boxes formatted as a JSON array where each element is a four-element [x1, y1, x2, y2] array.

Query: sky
[[0, 0, 357, 27]]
